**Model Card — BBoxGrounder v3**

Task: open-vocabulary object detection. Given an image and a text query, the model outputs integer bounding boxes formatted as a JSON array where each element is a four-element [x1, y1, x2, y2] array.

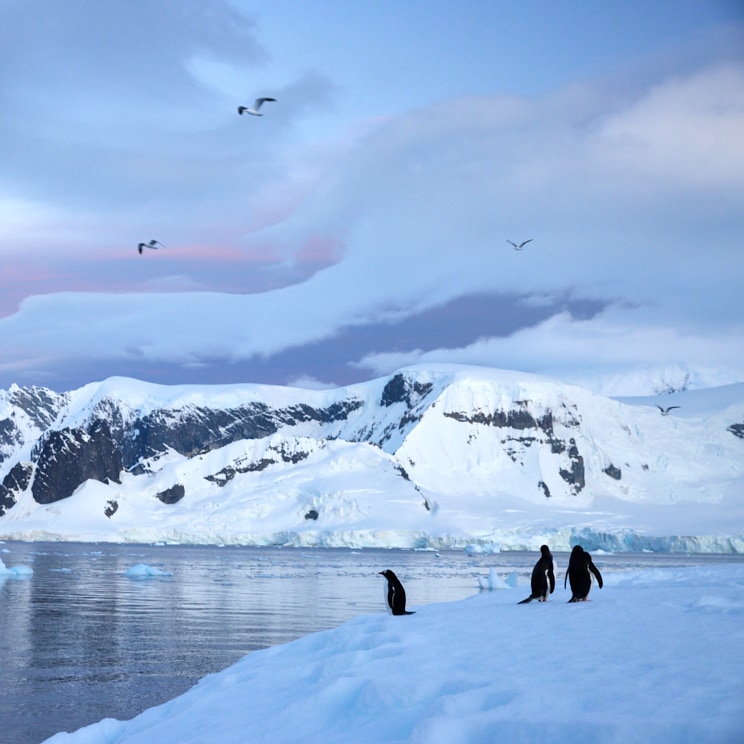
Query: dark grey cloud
[[0, 291, 606, 392]]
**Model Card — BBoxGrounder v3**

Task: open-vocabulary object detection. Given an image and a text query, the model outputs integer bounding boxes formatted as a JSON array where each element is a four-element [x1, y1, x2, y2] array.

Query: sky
[[1, 0, 743, 395]]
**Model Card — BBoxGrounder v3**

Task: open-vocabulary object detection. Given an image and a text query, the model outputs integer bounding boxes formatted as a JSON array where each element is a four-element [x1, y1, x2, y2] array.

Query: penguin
[[565, 545, 603, 602], [379, 569, 415, 615], [518, 544, 556, 603]]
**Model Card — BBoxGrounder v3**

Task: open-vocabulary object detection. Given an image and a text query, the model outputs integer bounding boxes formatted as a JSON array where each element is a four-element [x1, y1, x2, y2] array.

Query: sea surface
[[1, 541, 742, 744]]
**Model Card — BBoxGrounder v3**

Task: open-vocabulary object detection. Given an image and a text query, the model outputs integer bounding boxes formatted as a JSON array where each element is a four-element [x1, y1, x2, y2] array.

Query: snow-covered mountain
[[1, 365, 743, 552]]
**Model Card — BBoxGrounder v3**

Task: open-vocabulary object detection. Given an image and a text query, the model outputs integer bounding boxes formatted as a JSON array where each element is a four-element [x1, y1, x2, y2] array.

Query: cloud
[[352, 309, 744, 396], [1, 43, 743, 393], [248, 60, 744, 319], [0, 0, 337, 266]]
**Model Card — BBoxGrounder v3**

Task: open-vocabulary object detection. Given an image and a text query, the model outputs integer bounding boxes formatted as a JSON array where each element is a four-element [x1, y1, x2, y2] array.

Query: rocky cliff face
[[31, 420, 123, 504], [0, 392, 369, 506]]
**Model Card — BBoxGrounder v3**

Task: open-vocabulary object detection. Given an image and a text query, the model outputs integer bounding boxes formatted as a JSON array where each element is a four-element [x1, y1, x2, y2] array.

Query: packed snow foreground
[[1, 364, 743, 552], [45, 562, 744, 743]]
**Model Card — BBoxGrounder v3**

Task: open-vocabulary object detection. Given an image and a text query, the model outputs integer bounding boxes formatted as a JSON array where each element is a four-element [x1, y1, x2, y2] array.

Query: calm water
[[1, 542, 742, 744]]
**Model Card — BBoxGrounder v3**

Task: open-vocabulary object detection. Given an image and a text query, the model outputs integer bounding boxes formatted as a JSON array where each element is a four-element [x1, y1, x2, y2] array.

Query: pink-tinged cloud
[[294, 234, 345, 263], [0, 229, 347, 318]]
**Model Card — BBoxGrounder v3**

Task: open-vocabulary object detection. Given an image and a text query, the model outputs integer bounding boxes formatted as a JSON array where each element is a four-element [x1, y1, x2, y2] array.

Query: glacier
[[1, 364, 742, 552]]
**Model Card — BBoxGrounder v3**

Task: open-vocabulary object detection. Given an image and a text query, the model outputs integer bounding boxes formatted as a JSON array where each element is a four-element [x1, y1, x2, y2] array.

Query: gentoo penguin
[[518, 544, 556, 604], [565, 545, 603, 602], [379, 569, 415, 615]]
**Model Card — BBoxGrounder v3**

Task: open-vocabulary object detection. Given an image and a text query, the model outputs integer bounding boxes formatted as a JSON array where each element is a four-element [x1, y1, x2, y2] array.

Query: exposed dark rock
[[104, 500, 118, 518], [603, 464, 622, 480], [727, 423, 744, 439], [156, 484, 185, 505], [0, 418, 24, 466], [549, 437, 566, 454], [205, 458, 276, 486], [8, 386, 68, 430], [444, 408, 550, 431], [380, 374, 433, 407], [0, 461, 33, 515], [118, 400, 362, 467], [31, 420, 122, 504], [205, 442, 314, 487], [272, 441, 311, 465], [394, 464, 411, 481], [304, 509, 319, 521], [538, 480, 551, 498], [559, 439, 585, 492]]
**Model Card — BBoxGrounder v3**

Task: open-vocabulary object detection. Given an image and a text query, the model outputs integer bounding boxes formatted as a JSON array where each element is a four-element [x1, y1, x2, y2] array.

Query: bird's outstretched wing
[[656, 405, 680, 415], [238, 98, 276, 116], [137, 239, 165, 254]]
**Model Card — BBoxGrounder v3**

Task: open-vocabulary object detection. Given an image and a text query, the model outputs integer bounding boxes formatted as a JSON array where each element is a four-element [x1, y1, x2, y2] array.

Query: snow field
[[45, 563, 744, 744]]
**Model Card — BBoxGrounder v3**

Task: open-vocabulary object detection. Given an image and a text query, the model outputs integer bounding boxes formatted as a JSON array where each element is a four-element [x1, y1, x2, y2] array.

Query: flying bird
[[238, 97, 276, 116], [137, 239, 165, 255], [656, 405, 680, 416], [507, 239, 533, 250]]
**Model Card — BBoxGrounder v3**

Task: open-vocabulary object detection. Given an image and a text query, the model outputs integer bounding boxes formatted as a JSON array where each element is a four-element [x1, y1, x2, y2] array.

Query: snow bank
[[45, 563, 744, 744]]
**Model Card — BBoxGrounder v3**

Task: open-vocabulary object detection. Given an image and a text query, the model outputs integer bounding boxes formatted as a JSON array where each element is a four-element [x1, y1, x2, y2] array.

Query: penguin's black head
[[379, 569, 396, 581], [570, 545, 584, 556], [540, 544, 551, 556]]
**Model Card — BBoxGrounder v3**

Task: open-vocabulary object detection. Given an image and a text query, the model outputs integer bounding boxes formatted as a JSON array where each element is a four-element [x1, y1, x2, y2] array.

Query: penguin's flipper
[[588, 559, 604, 589]]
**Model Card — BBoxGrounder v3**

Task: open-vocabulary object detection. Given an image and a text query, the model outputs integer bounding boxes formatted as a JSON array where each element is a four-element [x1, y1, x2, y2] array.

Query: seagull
[[507, 239, 533, 250], [238, 97, 276, 116], [137, 239, 165, 255], [656, 405, 680, 416]]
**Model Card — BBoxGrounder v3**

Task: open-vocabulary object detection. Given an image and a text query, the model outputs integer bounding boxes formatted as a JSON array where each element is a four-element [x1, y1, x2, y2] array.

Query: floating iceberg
[[0, 557, 33, 578], [124, 563, 172, 579]]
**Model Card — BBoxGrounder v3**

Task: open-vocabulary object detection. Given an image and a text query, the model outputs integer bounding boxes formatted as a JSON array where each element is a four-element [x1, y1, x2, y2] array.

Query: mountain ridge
[[1, 365, 743, 551]]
